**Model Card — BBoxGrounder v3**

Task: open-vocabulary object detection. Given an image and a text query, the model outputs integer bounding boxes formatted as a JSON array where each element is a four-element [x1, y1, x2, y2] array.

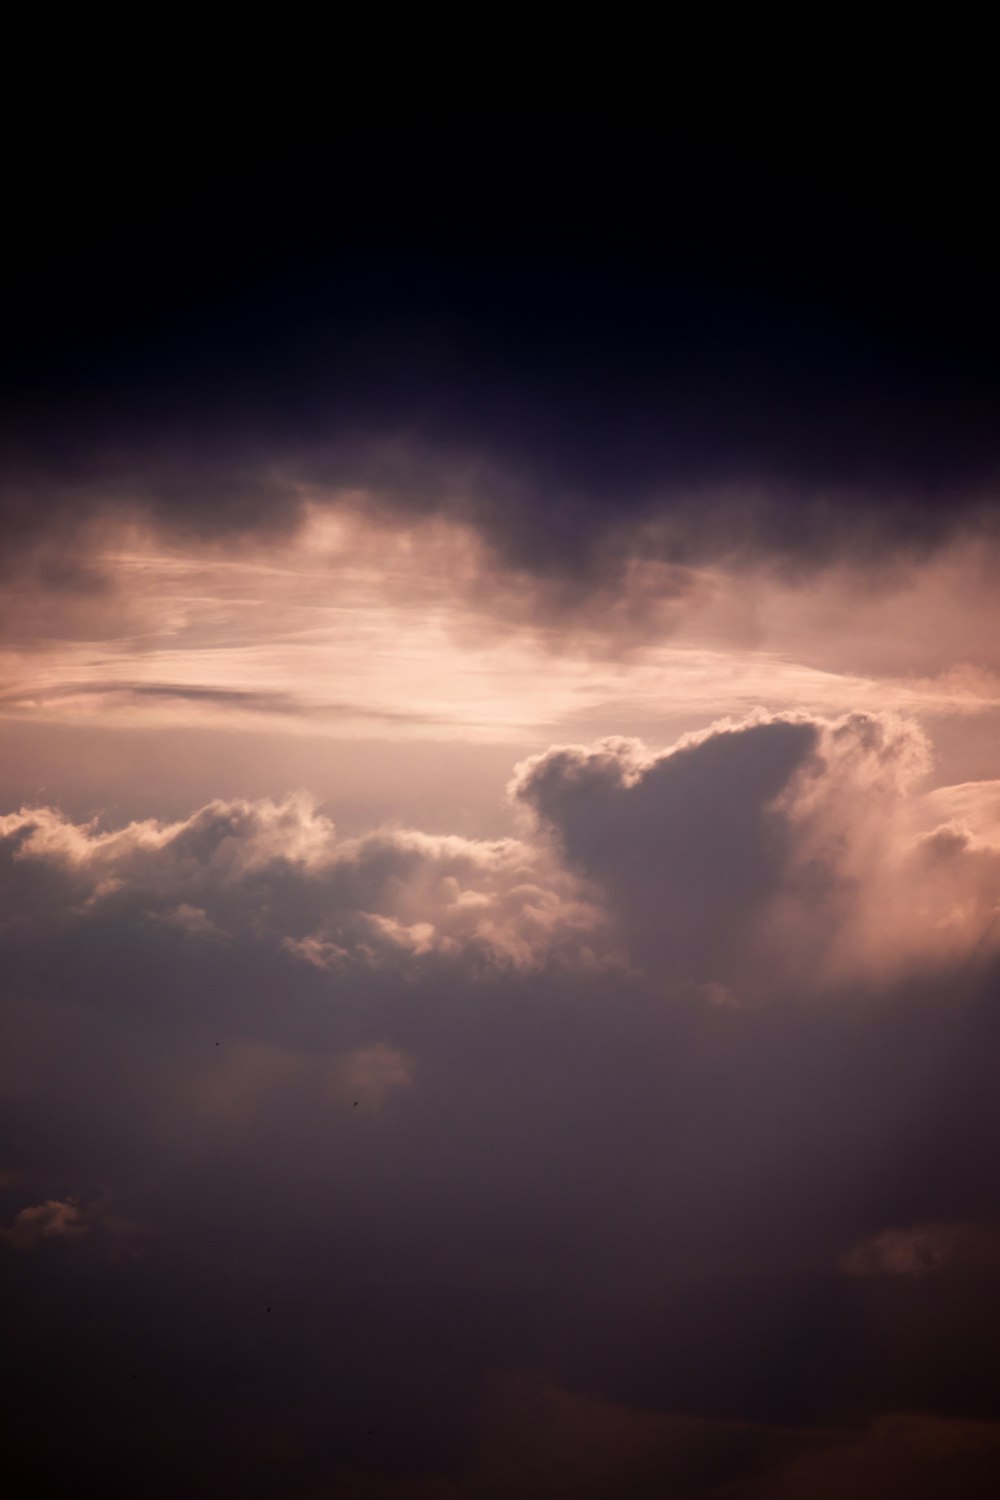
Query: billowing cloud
[[5, 709, 1000, 1002], [513, 716, 818, 987], [513, 710, 1000, 994], [0, 789, 612, 976]]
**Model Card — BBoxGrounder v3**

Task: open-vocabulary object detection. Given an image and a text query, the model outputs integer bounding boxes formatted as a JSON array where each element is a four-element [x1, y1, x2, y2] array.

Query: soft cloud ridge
[[4, 710, 1000, 998]]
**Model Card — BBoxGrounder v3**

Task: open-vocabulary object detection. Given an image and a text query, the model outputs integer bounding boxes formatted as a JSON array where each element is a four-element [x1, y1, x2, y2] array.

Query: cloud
[[0, 791, 612, 976], [840, 1221, 1000, 1279], [0, 675, 458, 733], [153, 903, 225, 939], [841, 1224, 961, 1279], [3, 726, 1000, 1494], [4, 710, 1000, 1000], [2, 1197, 88, 1249], [4, 454, 999, 664], [511, 716, 817, 988], [753, 1413, 1000, 1499], [5, 161, 1000, 629], [472, 1378, 1000, 1499], [513, 710, 1000, 994], [474, 1375, 804, 1498], [1, 1192, 145, 1270], [172, 1040, 415, 1148]]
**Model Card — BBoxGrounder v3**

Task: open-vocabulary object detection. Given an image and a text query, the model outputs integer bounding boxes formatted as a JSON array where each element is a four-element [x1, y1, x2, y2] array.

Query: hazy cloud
[[3, 1197, 88, 1249], [840, 1221, 1000, 1279]]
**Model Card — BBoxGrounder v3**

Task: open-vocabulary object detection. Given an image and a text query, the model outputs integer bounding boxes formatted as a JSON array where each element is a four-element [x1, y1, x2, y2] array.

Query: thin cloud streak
[[3, 510, 1000, 753]]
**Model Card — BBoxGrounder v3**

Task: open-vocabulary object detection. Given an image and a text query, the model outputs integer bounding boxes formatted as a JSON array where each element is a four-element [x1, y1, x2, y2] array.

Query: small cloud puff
[[840, 1220, 1000, 1278], [153, 903, 226, 939], [3, 1197, 88, 1249]]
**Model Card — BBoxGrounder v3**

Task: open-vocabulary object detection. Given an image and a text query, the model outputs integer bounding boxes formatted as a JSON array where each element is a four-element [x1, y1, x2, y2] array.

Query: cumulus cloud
[[0, 790, 612, 976], [512, 717, 817, 988], [4, 710, 1000, 1001], [4, 709, 1000, 1008], [512, 710, 1000, 995]]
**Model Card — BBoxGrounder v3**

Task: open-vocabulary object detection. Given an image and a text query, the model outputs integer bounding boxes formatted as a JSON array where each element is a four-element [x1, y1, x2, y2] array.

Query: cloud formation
[[0, 789, 610, 975], [4, 708, 1000, 1001], [4, 114, 1000, 632], [513, 710, 1000, 996], [3, 1196, 88, 1249], [4, 717, 1000, 1495]]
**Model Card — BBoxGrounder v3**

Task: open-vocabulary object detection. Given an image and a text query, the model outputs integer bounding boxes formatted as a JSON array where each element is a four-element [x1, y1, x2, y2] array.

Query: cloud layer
[[5, 708, 998, 1000], [5, 110, 1000, 629], [4, 713, 1000, 1493]]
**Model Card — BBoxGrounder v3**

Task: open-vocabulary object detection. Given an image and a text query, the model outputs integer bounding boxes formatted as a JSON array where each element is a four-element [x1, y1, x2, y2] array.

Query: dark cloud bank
[[4, 112, 1000, 613], [4, 712, 1000, 1495]]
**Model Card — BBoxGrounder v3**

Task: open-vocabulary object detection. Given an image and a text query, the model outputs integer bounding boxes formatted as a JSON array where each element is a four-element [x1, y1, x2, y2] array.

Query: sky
[[4, 84, 1000, 1497]]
